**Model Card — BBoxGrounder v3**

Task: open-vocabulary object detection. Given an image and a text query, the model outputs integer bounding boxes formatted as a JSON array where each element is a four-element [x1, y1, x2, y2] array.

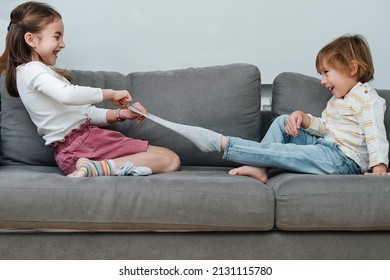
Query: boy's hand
[[364, 163, 390, 176], [286, 111, 304, 137], [286, 111, 312, 137]]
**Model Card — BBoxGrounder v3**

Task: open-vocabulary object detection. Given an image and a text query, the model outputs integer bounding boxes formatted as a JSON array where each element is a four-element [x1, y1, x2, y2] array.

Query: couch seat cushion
[[268, 173, 390, 231], [0, 166, 274, 232]]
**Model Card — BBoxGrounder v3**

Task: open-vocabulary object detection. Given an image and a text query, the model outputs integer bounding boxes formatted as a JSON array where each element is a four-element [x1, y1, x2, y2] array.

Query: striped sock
[[76, 158, 116, 177]]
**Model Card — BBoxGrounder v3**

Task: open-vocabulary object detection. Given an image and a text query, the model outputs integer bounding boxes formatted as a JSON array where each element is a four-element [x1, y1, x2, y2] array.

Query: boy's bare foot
[[228, 165, 268, 183]]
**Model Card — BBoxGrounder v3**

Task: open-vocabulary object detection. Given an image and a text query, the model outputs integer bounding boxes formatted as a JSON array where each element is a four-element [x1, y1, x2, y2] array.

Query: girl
[[128, 34, 389, 182], [0, 2, 180, 177]]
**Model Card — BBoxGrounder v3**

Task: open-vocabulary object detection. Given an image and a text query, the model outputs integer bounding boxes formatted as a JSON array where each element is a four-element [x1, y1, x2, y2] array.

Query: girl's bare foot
[[228, 165, 268, 183], [67, 170, 85, 177]]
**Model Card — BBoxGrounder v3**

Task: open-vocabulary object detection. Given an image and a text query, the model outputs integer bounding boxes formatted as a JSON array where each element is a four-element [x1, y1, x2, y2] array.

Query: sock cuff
[[76, 158, 116, 177]]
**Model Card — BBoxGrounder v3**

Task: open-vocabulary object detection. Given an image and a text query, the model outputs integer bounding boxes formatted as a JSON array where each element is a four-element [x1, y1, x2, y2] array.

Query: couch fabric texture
[[1, 63, 390, 259]]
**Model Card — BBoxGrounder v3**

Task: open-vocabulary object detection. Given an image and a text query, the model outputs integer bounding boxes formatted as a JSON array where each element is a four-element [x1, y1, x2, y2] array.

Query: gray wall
[[1, 0, 389, 88]]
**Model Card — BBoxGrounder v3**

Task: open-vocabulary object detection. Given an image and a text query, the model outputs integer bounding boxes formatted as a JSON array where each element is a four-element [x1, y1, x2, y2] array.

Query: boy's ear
[[349, 61, 359, 77], [24, 32, 36, 48]]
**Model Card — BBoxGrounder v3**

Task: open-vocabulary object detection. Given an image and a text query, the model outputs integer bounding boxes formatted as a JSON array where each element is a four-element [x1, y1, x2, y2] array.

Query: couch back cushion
[[1, 64, 261, 167], [272, 72, 332, 118], [117, 63, 261, 166], [272, 72, 390, 164], [1, 73, 55, 166]]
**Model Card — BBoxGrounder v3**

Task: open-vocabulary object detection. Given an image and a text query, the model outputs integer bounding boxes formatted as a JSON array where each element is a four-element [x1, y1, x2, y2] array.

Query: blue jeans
[[222, 115, 362, 175]]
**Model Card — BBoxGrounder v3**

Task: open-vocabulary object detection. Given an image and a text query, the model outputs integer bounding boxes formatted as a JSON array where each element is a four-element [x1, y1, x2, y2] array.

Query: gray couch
[[1, 63, 390, 259]]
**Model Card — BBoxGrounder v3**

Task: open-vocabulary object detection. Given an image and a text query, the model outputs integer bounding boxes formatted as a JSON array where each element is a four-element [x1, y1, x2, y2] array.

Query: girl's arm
[[106, 102, 147, 124], [26, 62, 132, 106], [87, 102, 147, 126], [102, 89, 132, 108]]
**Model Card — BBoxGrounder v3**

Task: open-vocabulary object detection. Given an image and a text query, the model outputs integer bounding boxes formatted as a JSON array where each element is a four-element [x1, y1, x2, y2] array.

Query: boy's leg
[[223, 136, 346, 175], [228, 165, 269, 183], [126, 109, 337, 174], [261, 115, 317, 146], [129, 106, 222, 152], [226, 115, 323, 181]]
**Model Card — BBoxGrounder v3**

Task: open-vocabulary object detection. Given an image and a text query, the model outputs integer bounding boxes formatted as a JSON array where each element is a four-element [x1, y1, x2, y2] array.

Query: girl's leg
[[70, 145, 180, 177], [113, 145, 180, 174], [74, 158, 116, 177]]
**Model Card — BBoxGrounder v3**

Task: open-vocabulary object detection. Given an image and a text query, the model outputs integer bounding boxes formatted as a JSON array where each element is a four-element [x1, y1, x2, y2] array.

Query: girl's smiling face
[[25, 18, 65, 65], [319, 60, 359, 99]]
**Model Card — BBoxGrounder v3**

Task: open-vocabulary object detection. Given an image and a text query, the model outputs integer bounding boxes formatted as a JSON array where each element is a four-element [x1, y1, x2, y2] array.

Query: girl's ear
[[24, 32, 36, 48], [349, 60, 359, 77]]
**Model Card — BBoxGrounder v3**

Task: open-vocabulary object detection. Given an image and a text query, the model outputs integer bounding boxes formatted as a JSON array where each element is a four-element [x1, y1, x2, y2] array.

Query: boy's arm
[[357, 90, 389, 171]]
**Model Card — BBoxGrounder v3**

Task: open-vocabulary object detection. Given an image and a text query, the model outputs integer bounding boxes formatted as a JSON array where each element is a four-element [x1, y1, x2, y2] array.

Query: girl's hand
[[103, 89, 132, 107], [119, 102, 147, 123]]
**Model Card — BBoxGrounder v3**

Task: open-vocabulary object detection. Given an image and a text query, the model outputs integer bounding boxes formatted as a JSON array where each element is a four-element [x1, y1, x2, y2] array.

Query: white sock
[[129, 106, 222, 152], [116, 161, 152, 176]]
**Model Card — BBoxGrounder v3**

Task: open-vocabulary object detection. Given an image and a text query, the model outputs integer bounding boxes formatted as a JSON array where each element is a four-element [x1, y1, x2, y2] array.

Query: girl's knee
[[148, 145, 181, 172], [168, 152, 181, 172], [162, 148, 181, 172]]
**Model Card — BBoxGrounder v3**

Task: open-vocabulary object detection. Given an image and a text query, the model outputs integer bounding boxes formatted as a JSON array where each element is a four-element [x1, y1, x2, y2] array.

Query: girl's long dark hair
[[0, 1, 72, 97]]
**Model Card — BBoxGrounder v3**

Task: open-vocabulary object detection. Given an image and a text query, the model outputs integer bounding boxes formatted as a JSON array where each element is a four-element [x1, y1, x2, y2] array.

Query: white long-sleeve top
[[304, 82, 389, 172], [16, 61, 109, 145]]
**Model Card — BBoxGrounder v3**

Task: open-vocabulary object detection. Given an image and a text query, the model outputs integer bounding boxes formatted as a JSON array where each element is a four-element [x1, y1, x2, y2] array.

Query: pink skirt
[[51, 120, 148, 175]]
